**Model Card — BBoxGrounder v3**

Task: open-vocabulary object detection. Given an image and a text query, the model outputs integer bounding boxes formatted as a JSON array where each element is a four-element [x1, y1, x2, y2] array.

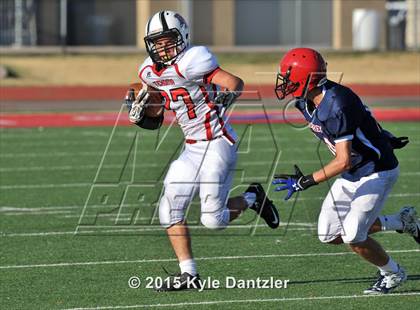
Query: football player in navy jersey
[[272, 48, 419, 294]]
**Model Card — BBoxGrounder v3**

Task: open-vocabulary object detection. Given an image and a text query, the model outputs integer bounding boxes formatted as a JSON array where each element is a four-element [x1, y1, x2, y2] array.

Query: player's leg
[[226, 196, 247, 221], [353, 207, 419, 247], [322, 173, 419, 244], [394, 206, 420, 243], [198, 138, 240, 229], [243, 183, 280, 228], [223, 183, 279, 228], [340, 167, 407, 294], [157, 151, 201, 291], [369, 206, 420, 244], [317, 177, 356, 245], [219, 137, 279, 228], [165, 223, 193, 264], [199, 138, 279, 228]]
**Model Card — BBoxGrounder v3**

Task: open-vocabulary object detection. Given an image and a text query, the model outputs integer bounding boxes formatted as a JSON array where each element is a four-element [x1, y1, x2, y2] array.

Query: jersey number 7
[[162, 87, 197, 120]]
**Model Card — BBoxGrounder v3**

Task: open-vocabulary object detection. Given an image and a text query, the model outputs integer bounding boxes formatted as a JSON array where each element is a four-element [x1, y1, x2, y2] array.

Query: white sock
[[179, 259, 197, 276], [242, 192, 256, 208], [378, 257, 399, 274], [379, 214, 403, 231]]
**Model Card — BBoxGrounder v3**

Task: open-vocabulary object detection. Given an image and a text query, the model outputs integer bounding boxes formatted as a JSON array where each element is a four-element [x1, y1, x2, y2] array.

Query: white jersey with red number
[[138, 46, 236, 143]]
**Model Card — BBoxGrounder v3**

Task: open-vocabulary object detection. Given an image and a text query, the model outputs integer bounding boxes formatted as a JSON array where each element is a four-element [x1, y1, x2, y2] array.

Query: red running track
[[1, 84, 419, 101], [1, 108, 419, 128]]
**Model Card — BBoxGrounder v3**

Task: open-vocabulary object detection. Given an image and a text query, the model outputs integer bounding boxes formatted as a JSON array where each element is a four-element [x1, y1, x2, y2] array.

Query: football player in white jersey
[[126, 11, 280, 291]]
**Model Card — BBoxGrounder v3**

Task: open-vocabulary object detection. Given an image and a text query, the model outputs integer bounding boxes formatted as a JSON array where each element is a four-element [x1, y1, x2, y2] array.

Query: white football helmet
[[144, 11, 190, 65]]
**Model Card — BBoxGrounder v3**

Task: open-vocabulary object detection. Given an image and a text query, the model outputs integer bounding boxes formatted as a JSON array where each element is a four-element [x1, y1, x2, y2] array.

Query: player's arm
[[312, 140, 352, 183], [273, 141, 352, 200], [211, 69, 244, 113], [273, 106, 356, 200], [211, 69, 244, 93]]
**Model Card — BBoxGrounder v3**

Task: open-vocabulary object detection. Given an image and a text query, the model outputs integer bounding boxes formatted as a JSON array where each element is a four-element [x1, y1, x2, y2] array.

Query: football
[[126, 82, 164, 117]]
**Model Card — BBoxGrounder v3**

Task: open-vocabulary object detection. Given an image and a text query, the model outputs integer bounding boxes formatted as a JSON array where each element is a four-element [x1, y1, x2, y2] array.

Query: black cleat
[[246, 183, 280, 229], [363, 267, 407, 295], [155, 272, 202, 292], [363, 271, 385, 295]]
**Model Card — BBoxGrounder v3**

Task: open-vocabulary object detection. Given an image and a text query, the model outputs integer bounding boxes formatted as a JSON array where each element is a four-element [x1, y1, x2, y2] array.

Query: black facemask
[[274, 67, 299, 100], [144, 29, 186, 64]]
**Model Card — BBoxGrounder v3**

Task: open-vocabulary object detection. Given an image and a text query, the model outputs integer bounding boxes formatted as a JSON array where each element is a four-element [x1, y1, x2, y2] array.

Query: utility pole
[[14, 0, 23, 47]]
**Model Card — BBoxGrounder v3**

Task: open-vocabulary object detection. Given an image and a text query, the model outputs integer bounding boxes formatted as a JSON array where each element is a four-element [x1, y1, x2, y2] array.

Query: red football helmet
[[275, 48, 327, 100]]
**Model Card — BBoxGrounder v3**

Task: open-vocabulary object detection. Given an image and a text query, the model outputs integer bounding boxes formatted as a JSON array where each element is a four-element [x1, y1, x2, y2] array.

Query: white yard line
[[1, 124, 419, 138], [0, 249, 418, 270], [0, 131, 279, 141], [0, 206, 80, 212], [61, 292, 420, 310], [3, 136, 420, 147], [297, 192, 420, 201], [1, 159, 419, 173], [4, 210, 73, 216], [0, 183, 91, 189], [1, 231, 76, 237], [1, 145, 420, 159], [0, 150, 175, 158], [61, 213, 143, 219], [5, 137, 419, 148], [0, 249, 420, 269], [1, 166, 419, 189], [0, 147, 283, 158], [2, 192, 419, 217], [1, 222, 316, 237]]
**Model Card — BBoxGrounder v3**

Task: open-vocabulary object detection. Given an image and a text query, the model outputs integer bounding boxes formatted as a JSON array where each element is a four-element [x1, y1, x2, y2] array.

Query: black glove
[[214, 91, 240, 110], [389, 136, 409, 149]]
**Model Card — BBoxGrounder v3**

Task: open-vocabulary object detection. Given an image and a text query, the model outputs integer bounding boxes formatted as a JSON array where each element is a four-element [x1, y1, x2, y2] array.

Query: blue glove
[[272, 165, 317, 200]]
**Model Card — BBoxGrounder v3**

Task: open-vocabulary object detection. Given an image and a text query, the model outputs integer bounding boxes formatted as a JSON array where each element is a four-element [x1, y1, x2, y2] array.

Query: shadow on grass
[[289, 274, 420, 286]]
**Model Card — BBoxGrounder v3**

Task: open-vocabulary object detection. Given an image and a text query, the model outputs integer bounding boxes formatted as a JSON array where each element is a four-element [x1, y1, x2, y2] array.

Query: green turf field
[[1, 122, 419, 309]]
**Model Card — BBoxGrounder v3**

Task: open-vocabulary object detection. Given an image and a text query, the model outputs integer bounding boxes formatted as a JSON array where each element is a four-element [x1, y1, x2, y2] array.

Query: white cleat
[[397, 206, 420, 244], [364, 266, 407, 294]]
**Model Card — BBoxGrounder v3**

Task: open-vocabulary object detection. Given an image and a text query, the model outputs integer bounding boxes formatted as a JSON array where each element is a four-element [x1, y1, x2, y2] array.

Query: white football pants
[[159, 136, 237, 229], [318, 166, 399, 244]]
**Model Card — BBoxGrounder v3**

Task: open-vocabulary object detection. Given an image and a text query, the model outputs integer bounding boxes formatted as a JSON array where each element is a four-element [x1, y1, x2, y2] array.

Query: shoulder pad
[[178, 46, 219, 81]]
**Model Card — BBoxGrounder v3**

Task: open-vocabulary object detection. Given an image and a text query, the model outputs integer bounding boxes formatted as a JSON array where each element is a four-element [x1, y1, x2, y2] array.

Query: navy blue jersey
[[295, 80, 398, 181]]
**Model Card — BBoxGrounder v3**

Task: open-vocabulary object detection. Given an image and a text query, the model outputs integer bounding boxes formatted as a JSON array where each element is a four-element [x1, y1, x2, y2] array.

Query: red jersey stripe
[[204, 111, 213, 140], [203, 67, 221, 84]]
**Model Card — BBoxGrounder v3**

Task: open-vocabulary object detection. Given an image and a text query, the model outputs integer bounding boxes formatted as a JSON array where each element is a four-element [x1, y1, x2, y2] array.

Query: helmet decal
[[159, 11, 169, 31], [174, 13, 187, 29]]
